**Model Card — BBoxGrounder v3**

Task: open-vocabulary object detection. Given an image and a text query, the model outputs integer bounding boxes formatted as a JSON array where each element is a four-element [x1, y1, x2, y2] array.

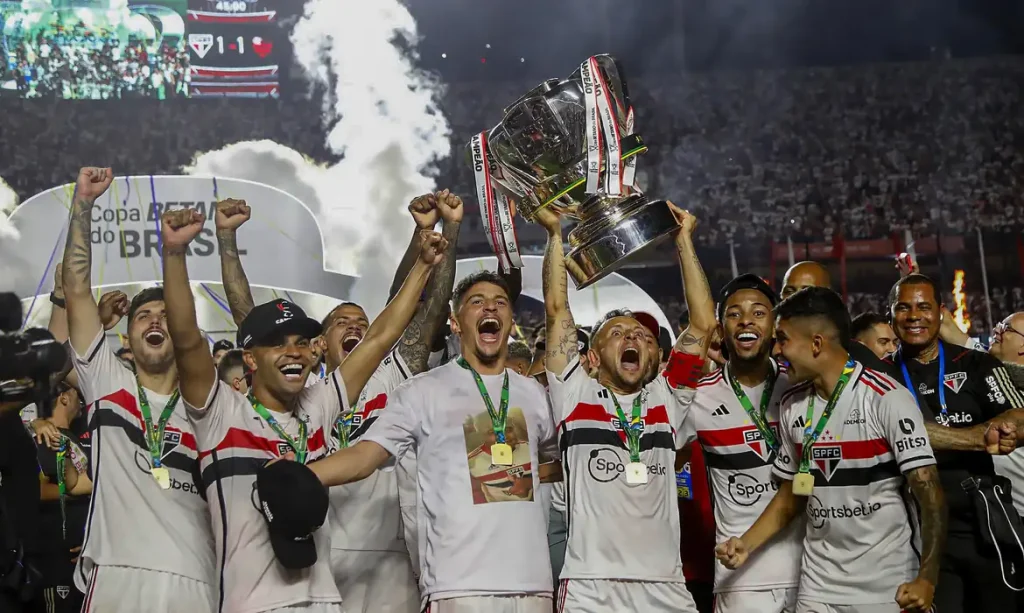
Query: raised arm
[[339, 231, 448, 405], [397, 190, 462, 375], [161, 210, 217, 408], [62, 167, 114, 355], [538, 208, 577, 376], [388, 193, 437, 301], [214, 199, 255, 325], [669, 204, 714, 358]]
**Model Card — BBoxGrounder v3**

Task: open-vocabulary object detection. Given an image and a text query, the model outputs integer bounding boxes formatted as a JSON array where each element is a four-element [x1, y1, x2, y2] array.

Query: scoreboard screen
[[187, 0, 280, 98]]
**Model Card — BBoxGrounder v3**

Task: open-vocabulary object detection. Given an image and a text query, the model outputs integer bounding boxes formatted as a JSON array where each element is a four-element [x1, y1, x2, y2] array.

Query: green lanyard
[[56, 439, 68, 539], [725, 364, 779, 452], [137, 383, 180, 469], [248, 394, 308, 464], [798, 360, 856, 474], [457, 358, 510, 444], [336, 410, 355, 449], [609, 391, 644, 463]]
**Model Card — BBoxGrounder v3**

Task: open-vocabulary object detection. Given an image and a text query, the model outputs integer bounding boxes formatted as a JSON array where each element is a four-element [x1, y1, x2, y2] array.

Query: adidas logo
[[712, 405, 730, 417], [791, 416, 807, 429]]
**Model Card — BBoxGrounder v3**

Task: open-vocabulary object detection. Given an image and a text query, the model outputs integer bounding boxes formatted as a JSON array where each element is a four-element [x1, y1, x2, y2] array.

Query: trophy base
[[565, 198, 680, 289]]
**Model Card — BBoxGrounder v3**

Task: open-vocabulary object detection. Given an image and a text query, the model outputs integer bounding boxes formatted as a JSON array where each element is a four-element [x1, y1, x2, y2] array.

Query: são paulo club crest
[[811, 445, 842, 481], [743, 425, 780, 462]]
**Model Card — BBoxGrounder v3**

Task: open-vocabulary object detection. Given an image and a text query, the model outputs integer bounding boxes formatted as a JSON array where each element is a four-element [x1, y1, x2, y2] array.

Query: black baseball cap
[[256, 459, 329, 570], [716, 274, 779, 321], [237, 299, 321, 350], [212, 339, 234, 353]]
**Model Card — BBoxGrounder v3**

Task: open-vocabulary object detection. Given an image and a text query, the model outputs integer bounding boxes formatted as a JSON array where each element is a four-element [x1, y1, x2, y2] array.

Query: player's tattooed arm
[[214, 199, 256, 325], [905, 465, 947, 586], [541, 218, 578, 377], [398, 193, 462, 375], [671, 204, 713, 358], [62, 168, 113, 355]]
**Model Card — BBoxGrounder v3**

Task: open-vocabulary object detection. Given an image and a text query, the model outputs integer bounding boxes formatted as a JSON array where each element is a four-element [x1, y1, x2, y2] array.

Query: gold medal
[[626, 462, 648, 485], [151, 466, 171, 490], [491, 443, 513, 466], [792, 472, 814, 496]]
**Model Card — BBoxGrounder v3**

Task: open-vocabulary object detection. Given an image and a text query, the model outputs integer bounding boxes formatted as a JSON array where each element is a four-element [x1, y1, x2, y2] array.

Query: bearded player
[[215, 192, 461, 610], [162, 207, 446, 612], [60, 167, 215, 612], [679, 273, 801, 613], [540, 202, 711, 612]]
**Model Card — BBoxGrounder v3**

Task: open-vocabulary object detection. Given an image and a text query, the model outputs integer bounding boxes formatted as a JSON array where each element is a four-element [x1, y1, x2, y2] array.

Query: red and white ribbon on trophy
[[470, 131, 523, 272], [580, 56, 625, 196]]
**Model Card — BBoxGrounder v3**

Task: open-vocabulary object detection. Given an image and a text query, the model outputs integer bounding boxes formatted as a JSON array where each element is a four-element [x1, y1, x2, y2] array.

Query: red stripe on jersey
[[796, 437, 891, 460], [360, 392, 387, 418], [100, 388, 198, 451], [861, 378, 887, 397], [198, 425, 327, 460], [697, 371, 724, 388], [862, 369, 896, 391], [563, 402, 671, 426], [697, 422, 780, 448]]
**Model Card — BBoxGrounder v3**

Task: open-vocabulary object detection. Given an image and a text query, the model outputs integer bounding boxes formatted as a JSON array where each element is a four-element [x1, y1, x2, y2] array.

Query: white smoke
[[0, 176, 29, 293], [188, 0, 450, 316]]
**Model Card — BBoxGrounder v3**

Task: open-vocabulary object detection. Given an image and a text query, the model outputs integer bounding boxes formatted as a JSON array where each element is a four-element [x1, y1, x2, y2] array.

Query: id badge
[[792, 472, 814, 496], [626, 462, 648, 485], [491, 443, 513, 466], [676, 463, 693, 500], [151, 466, 171, 490]]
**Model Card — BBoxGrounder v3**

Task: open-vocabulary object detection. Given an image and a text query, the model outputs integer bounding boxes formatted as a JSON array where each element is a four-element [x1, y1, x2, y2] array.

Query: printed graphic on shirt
[[464, 407, 534, 504]]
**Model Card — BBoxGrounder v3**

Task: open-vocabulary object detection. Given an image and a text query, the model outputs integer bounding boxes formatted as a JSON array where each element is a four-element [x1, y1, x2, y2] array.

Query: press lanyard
[[798, 360, 856, 475], [725, 363, 779, 452], [900, 342, 948, 425], [457, 357, 510, 443], [248, 394, 308, 464], [609, 391, 644, 463], [137, 383, 180, 469]]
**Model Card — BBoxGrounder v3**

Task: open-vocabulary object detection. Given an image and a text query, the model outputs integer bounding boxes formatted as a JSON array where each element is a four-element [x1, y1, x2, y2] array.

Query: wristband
[[49, 293, 66, 309], [663, 350, 704, 390]]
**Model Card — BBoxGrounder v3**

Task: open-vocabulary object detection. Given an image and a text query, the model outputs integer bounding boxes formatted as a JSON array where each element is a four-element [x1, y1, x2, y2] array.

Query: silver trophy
[[467, 54, 679, 289]]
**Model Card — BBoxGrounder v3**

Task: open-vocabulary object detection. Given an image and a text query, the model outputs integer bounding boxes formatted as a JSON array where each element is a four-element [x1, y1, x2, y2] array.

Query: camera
[[0, 292, 68, 410]]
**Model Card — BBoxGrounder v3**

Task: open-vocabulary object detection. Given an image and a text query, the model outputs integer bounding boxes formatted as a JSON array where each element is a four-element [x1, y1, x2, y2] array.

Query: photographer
[[0, 403, 42, 611], [883, 274, 1024, 613]]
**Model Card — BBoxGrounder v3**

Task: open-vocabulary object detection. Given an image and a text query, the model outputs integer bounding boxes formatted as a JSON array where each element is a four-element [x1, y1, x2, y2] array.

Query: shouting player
[[162, 207, 446, 612], [681, 273, 801, 613], [541, 203, 711, 612], [61, 167, 216, 612], [717, 287, 947, 613]]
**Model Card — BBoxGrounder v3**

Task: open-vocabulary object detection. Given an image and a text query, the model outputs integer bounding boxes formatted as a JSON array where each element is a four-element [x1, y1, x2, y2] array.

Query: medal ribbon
[[56, 439, 68, 539], [797, 360, 856, 474], [248, 394, 308, 464], [609, 391, 644, 463], [726, 363, 779, 452], [900, 342, 948, 424], [137, 382, 180, 469], [457, 357, 510, 444], [336, 410, 355, 449]]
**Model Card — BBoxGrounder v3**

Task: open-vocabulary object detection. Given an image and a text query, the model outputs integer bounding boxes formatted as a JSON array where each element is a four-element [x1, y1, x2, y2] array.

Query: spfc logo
[[811, 445, 842, 481], [188, 33, 213, 59], [743, 425, 779, 461], [943, 372, 967, 394], [56, 586, 70, 599], [276, 442, 292, 457], [161, 431, 182, 460]]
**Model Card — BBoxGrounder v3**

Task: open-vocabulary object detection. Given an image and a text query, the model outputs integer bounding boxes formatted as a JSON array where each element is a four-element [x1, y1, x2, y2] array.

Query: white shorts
[[557, 578, 697, 613], [427, 595, 552, 613], [330, 549, 419, 613], [715, 588, 797, 613], [795, 600, 902, 613], [264, 604, 345, 613], [81, 565, 216, 613]]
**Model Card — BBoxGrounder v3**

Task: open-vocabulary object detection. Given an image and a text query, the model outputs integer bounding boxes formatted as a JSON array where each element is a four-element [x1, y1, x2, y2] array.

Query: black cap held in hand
[[237, 299, 321, 350], [256, 459, 329, 570]]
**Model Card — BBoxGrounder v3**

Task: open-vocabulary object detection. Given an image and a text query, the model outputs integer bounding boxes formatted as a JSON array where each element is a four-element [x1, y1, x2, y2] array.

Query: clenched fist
[[714, 537, 750, 570], [417, 230, 449, 266], [215, 198, 251, 232], [409, 193, 439, 230], [98, 290, 129, 330], [435, 189, 464, 224], [162, 209, 206, 250], [75, 167, 114, 202]]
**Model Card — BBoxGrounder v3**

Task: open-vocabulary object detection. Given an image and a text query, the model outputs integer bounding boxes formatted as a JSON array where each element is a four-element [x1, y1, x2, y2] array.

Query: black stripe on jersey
[[563, 360, 582, 382], [812, 460, 901, 488], [78, 402, 103, 587], [330, 372, 346, 412], [774, 464, 797, 477], [86, 339, 105, 363], [96, 409, 199, 476], [394, 353, 410, 380], [200, 456, 265, 487], [862, 370, 894, 392], [780, 381, 812, 404], [898, 454, 933, 472], [558, 420, 574, 542], [562, 427, 675, 453], [211, 449, 229, 613], [702, 448, 774, 471]]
